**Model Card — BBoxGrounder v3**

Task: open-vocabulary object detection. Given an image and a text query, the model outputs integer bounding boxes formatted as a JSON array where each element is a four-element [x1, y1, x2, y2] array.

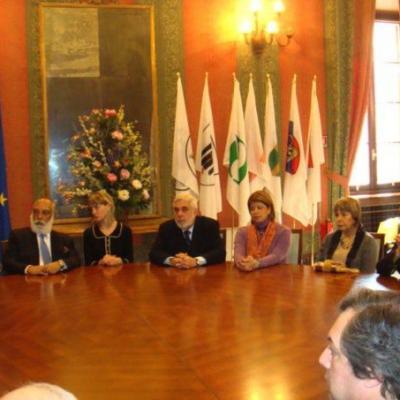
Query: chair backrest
[[0, 240, 8, 256], [287, 229, 303, 265], [370, 232, 385, 260]]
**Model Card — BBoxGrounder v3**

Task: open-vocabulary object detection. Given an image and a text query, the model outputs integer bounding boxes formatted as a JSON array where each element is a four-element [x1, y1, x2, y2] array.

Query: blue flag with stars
[[0, 109, 11, 244]]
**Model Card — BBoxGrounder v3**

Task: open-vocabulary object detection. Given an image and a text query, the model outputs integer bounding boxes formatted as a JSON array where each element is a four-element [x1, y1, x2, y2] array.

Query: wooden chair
[[288, 229, 303, 265], [0, 240, 8, 256], [370, 232, 385, 260]]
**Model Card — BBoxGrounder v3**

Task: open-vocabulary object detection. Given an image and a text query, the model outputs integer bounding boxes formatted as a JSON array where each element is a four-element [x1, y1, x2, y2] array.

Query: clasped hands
[[98, 254, 123, 266], [236, 255, 260, 272], [26, 261, 64, 275], [170, 253, 198, 269]]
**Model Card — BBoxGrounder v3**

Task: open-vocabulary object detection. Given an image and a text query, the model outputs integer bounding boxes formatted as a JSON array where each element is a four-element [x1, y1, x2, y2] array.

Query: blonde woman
[[83, 191, 133, 266], [318, 197, 378, 273]]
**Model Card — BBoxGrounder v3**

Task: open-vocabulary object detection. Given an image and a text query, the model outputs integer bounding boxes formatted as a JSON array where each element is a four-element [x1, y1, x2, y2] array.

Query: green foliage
[[58, 106, 153, 217]]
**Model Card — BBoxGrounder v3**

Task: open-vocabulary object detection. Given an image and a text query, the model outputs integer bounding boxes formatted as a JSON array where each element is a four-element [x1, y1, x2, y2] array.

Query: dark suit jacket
[[376, 245, 400, 276], [149, 216, 226, 266], [3, 227, 81, 274]]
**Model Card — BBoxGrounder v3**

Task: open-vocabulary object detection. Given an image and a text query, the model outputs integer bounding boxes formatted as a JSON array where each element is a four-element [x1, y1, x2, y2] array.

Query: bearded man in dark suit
[[3, 198, 80, 275], [149, 193, 225, 268]]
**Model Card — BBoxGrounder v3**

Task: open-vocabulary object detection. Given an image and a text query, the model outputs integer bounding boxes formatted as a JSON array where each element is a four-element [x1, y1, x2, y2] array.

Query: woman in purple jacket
[[234, 190, 291, 272]]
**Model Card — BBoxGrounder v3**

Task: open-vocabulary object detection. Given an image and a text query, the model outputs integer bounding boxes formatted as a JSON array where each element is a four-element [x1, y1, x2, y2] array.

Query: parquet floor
[[0, 263, 398, 399]]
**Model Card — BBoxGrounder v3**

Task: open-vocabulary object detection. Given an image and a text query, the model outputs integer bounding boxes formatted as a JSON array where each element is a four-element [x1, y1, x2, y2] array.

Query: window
[[350, 20, 400, 193]]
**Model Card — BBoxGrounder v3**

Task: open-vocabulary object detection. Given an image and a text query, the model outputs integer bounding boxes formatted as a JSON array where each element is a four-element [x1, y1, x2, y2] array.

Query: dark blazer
[[149, 216, 226, 266], [83, 223, 133, 266], [376, 245, 400, 276], [3, 227, 81, 274]]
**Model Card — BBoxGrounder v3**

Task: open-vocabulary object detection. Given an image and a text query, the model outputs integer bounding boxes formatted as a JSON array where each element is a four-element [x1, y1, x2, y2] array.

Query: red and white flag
[[282, 75, 310, 226]]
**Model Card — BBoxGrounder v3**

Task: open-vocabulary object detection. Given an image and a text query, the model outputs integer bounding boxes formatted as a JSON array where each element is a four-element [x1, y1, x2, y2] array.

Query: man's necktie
[[39, 234, 52, 264], [183, 230, 191, 246]]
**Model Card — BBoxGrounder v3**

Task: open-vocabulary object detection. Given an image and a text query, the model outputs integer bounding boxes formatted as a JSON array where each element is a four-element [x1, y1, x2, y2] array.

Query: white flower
[[131, 179, 143, 190], [117, 190, 130, 201], [142, 189, 150, 200]]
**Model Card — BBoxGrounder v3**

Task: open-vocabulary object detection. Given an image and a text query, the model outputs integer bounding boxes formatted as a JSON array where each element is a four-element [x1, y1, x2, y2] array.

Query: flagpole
[[230, 71, 236, 264], [311, 204, 315, 265], [230, 208, 235, 265]]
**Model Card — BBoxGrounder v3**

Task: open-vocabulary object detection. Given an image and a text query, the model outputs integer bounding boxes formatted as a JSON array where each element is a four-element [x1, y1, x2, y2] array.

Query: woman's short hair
[[88, 190, 115, 214], [334, 197, 361, 225], [247, 190, 275, 221]]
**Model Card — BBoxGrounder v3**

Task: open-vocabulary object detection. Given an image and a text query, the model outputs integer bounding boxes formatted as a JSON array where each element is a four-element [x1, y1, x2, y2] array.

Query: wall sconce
[[241, 0, 294, 55]]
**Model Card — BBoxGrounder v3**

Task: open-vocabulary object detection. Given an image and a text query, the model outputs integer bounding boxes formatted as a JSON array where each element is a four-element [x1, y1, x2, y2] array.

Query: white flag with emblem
[[264, 75, 283, 223], [282, 74, 309, 226], [223, 76, 250, 226], [306, 76, 325, 225], [172, 74, 198, 197], [245, 74, 268, 192], [195, 73, 222, 219]]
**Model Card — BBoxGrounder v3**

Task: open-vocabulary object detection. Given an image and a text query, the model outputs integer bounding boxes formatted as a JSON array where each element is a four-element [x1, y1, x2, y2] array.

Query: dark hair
[[339, 288, 400, 312], [247, 190, 275, 221], [341, 304, 400, 399]]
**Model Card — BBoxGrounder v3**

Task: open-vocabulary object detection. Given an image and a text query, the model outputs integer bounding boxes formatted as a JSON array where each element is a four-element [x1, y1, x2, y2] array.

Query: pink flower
[[106, 173, 117, 183], [111, 130, 123, 141], [120, 169, 130, 180], [105, 109, 117, 117]]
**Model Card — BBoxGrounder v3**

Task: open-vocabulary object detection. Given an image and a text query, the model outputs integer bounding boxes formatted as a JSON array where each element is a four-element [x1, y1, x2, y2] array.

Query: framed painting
[[27, 0, 184, 225], [36, 3, 160, 220]]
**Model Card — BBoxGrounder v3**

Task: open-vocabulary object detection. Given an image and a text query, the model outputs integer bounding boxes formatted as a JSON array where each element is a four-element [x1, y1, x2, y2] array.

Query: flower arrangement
[[58, 106, 153, 218]]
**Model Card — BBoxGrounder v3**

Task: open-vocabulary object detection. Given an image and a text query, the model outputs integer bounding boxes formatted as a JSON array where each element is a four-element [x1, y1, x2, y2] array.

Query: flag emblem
[[268, 147, 280, 176], [285, 121, 300, 174], [201, 141, 214, 176], [228, 136, 247, 184]]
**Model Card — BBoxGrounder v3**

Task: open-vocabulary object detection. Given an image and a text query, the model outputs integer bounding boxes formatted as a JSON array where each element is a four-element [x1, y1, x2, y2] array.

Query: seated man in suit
[[149, 193, 225, 268], [3, 198, 80, 275]]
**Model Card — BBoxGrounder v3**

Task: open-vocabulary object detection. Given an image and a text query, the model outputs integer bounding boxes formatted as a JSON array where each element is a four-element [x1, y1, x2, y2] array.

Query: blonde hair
[[334, 197, 361, 225], [247, 190, 276, 221], [88, 190, 115, 215]]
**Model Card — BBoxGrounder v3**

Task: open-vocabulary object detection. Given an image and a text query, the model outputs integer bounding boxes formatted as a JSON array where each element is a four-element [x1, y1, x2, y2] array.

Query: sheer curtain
[[324, 0, 375, 211], [347, 0, 376, 176]]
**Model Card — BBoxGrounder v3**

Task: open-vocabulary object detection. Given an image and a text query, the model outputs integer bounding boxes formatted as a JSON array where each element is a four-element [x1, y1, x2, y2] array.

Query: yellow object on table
[[311, 260, 359, 274]]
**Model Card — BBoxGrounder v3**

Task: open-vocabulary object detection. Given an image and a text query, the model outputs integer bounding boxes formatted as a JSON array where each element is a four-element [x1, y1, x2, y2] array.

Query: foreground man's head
[[319, 289, 400, 400], [1, 383, 77, 400]]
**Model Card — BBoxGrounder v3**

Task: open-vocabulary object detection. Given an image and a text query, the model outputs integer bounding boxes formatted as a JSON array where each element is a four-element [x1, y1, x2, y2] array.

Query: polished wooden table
[[0, 263, 399, 399]]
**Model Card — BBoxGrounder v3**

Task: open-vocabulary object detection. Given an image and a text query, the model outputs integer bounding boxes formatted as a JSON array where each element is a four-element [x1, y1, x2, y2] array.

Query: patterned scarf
[[246, 220, 277, 259]]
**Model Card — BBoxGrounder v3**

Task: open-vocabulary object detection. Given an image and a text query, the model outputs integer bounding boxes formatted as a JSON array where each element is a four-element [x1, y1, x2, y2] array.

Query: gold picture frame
[[26, 0, 184, 227]]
